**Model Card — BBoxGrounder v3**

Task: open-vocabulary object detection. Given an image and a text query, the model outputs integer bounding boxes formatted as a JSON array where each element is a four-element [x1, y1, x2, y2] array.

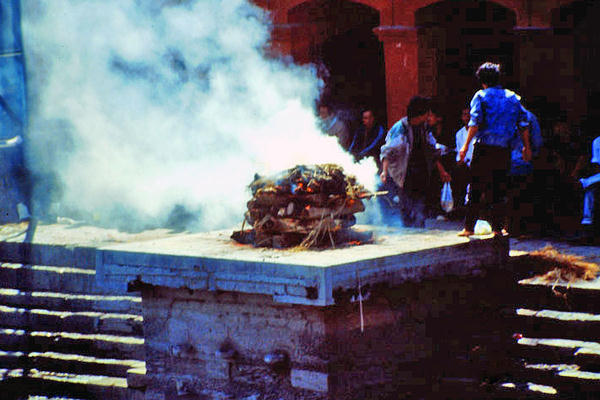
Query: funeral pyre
[[232, 164, 375, 249]]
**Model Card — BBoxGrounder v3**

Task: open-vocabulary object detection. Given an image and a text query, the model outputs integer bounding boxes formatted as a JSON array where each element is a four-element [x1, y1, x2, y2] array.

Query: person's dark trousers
[[464, 143, 511, 233], [507, 173, 534, 236], [451, 162, 471, 219], [377, 177, 403, 224], [377, 176, 427, 227]]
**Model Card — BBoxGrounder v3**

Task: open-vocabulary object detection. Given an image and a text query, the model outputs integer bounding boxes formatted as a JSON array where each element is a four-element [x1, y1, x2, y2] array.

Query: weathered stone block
[[291, 369, 328, 392], [96, 229, 508, 399]]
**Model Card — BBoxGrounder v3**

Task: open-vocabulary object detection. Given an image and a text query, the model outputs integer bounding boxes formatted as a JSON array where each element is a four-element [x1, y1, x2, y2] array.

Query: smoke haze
[[21, 0, 378, 231]]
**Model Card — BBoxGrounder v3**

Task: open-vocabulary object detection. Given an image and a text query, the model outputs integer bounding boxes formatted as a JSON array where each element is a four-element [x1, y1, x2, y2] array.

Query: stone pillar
[[374, 25, 419, 127]]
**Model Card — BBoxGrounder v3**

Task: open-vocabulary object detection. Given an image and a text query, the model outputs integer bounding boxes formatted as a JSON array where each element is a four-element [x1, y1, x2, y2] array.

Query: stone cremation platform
[[0, 222, 509, 399], [93, 226, 509, 399]]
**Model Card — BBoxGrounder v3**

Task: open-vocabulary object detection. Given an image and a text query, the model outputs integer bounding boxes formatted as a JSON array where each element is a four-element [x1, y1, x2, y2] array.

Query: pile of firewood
[[232, 164, 373, 249]]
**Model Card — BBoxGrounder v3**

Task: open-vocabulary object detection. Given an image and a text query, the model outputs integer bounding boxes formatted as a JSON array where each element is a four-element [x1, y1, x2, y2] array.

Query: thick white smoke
[[21, 0, 378, 231]]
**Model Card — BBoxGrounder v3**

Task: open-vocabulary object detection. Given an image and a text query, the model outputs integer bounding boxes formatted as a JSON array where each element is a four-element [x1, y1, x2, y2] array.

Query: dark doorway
[[415, 0, 517, 145], [553, 0, 600, 139], [288, 0, 386, 129]]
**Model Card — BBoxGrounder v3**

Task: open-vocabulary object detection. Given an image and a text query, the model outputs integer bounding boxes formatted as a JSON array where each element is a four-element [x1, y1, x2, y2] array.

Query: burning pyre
[[232, 164, 374, 249]]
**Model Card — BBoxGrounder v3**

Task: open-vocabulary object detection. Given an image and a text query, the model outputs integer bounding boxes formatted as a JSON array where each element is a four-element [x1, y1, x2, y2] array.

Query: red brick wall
[[258, 0, 588, 128]]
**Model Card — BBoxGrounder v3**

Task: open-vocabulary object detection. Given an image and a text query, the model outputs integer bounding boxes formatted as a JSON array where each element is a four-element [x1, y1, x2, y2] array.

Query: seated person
[[580, 136, 600, 237], [348, 108, 386, 171]]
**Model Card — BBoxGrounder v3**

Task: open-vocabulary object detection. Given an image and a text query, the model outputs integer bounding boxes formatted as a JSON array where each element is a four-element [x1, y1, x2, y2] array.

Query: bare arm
[[459, 125, 478, 163], [380, 158, 389, 183], [520, 127, 531, 162], [436, 160, 451, 183]]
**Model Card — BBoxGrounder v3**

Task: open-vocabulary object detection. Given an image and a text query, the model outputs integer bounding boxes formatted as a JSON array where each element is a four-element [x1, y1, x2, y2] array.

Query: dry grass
[[529, 246, 599, 284]]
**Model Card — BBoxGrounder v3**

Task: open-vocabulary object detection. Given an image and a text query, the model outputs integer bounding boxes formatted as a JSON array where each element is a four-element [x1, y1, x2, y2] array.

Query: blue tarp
[[0, 0, 28, 222], [0, 0, 26, 141]]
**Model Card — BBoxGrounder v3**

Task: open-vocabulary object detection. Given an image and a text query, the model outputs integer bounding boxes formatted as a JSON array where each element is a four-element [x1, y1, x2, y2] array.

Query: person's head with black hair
[[427, 98, 444, 127], [360, 108, 376, 130], [476, 62, 501, 87], [406, 96, 431, 125], [318, 102, 332, 120]]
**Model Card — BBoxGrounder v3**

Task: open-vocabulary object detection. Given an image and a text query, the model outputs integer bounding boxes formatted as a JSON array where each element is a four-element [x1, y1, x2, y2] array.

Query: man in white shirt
[[452, 107, 474, 216], [455, 107, 475, 166]]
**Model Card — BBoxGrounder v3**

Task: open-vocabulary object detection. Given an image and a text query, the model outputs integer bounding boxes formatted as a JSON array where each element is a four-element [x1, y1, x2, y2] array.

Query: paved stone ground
[[1, 219, 597, 264], [425, 217, 600, 264]]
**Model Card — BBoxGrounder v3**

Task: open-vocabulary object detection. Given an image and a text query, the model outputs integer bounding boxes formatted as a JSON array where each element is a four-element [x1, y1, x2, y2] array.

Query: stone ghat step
[[27, 396, 92, 400], [436, 378, 558, 399], [0, 350, 144, 379], [27, 396, 90, 400], [514, 337, 600, 371], [0, 304, 143, 336], [0, 263, 133, 296], [0, 370, 137, 400], [0, 329, 144, 360], [516, 279, 600, 314], [436, 350, 600, 388], [511, 308, 600, 343], [505, 362, 600, 396], [0, 289, 142, 315], [438, 335, 600, 373], [0, 241, 97, 270]]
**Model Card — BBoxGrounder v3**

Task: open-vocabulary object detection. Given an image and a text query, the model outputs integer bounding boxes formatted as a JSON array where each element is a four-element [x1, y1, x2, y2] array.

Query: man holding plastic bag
[[380, 96, 451, 227]]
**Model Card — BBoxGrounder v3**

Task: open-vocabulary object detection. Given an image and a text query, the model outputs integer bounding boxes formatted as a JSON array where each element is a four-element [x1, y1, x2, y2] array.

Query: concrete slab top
[[97, 226, 473, 267], [95, 225, 507, 305], [0, 221, 508, 305], [0, 221, 186, 248]]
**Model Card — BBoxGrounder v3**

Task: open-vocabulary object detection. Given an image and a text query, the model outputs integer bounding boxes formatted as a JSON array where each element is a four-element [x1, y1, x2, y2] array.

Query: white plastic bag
[[440, 182, 454, 213], [474, 220, 492, 235]]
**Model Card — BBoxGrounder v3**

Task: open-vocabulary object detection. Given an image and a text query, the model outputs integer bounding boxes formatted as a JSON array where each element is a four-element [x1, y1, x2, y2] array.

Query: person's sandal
[[458, 229, 474, 237]]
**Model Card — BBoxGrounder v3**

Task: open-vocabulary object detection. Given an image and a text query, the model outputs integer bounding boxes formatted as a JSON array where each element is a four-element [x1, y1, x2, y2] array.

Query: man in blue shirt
[[509, 109, 543, 176], [506, 108, 543, 235], [458, 62, 531, 237]]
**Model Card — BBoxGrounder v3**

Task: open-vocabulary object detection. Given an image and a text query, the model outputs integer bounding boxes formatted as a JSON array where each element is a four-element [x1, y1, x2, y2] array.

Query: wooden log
[[248, 199, 363, 222], [254, 216, 354, 235], [303, 198, 364, 219], [249, 192, 329, 208]]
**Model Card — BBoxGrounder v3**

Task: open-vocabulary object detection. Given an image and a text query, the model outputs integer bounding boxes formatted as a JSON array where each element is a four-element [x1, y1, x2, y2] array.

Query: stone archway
[[282, 0, 388, 20], [414, 0, 518, 143], [549, 0, 600, 132], [391, 0, 522, 25], [287, 0, 388, 128]]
